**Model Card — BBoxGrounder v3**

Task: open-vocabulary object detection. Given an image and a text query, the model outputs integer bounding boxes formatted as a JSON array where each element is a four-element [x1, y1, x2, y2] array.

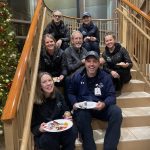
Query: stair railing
[[116, 5, 150, 88], [1, 0, 44, 150], [120, 0, 150, 34], [127, 0, 150, 14]]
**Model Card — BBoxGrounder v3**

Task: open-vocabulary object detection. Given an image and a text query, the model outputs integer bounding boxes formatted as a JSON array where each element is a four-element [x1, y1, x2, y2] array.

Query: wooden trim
[[116, 8, 150, 40], [1, 0, 43, 121], [20, 6, 47, 150], [122, 0, 150, 22]]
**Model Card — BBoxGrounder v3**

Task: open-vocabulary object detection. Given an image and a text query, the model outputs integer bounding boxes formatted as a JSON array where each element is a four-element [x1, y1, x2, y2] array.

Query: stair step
[[75, 126, 150, 150], [122, 107, 150, 127], [131, 69, 137, 79], [92, 107, 150, 129], [122, 80, 145, 92], [117, 91, 150, 108]]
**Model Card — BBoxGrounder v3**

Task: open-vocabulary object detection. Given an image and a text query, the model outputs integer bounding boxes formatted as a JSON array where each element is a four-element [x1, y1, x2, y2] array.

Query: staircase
[[75, 69, 150, 150]]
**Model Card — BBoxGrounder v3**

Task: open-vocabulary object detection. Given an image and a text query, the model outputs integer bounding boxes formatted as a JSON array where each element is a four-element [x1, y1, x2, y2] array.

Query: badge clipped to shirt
[[94, 87, 101, 96]]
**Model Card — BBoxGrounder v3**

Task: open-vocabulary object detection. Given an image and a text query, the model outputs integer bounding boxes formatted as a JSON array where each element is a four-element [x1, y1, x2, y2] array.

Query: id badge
[[94, 87, 101, 96]]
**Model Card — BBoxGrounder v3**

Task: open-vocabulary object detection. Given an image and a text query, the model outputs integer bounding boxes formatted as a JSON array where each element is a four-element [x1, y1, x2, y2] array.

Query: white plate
[[75, 101, 97, 109], [43, 119, 73, 132]]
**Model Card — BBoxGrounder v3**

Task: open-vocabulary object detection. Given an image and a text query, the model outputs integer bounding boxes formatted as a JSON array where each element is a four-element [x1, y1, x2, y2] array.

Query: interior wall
[[44, 0, 77, 17], [44, 0, 108, 19]]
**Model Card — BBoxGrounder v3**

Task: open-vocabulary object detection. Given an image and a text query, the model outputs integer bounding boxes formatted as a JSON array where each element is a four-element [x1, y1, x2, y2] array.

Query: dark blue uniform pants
[[74, 105, 122, 150]]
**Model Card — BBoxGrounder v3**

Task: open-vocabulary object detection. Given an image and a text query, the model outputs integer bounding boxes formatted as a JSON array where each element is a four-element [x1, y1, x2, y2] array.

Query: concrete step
[[75, 126, 150, 150], [117, 91, 150, 108], [122, 79, 145, 92], [91, 107, 150, 129]]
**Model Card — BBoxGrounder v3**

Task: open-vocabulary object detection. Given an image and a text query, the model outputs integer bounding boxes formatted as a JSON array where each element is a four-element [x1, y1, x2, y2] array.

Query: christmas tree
[[0, 2, 20, 126]]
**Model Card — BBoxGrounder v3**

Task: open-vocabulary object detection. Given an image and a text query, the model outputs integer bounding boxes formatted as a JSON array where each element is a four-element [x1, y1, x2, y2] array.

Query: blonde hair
[[35, 72, 56, 104], [42, 34, 56, 51]]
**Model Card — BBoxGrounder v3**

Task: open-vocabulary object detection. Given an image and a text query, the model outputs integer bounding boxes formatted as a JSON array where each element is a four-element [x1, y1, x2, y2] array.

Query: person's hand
[[84, 36, 90, 42], [81, 59, 85, 64], [90, 36, 96, 41], [99, 58, 105, 65], [39, 122, 47, 132], [56, 39, 62, 48], [73, 103, 78, 110], [95, 101, 105, 111], [111, 70, 120, 78], [63, 111, 72, 120], [116, 62, 129, 68], [58, 75, 64, 81]]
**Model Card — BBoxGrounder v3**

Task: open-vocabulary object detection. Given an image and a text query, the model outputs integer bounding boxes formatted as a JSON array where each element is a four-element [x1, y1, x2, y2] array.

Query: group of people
[[31, 10, 133, 150]]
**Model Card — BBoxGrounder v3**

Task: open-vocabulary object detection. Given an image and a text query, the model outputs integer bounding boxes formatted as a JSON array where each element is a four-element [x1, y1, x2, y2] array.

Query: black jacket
[[65, 46, 87, 75], [79, 21, 100, 42], [44, 20, 70, 42], [31, 91, 69, 136], [102, 43, 133, 73], [39, 48, 67, 77]]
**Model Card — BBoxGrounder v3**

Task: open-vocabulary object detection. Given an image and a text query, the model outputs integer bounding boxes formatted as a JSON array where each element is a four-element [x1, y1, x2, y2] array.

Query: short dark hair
[[103, 32, 116, 42]]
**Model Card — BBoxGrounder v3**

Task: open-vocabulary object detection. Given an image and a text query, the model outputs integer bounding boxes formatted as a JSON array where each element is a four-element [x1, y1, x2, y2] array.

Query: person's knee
[[83, 42, 91, 51], [110, 105, 122, 122], [39, 133, 59, 149], [74, 110, 91, 124]]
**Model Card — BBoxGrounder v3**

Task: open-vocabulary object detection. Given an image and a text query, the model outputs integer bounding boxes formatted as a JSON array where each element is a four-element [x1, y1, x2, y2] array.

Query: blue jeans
[[82, 41, 100, 55], [73, 105, 122, 150]]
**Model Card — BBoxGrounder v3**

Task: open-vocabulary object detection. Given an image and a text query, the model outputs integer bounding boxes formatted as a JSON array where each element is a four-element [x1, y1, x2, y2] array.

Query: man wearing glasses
[[44, 10, 70, 50]]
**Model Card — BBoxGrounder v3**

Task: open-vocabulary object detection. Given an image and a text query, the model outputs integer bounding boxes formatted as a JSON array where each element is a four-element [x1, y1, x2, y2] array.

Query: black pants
[[73, 105, 122, 150], [35, 126, 77, 150], [82, 41, 100, 56], [113, 68, 132, 91]]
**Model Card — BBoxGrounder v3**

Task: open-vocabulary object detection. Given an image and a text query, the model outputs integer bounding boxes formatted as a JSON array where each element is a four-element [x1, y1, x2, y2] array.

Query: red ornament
[[6, 81, 12, 89]]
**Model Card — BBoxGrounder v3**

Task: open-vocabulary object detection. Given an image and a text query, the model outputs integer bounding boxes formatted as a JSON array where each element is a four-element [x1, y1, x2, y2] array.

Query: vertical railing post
[[3, 120, 17, 150], [122, 9, 127, 48]]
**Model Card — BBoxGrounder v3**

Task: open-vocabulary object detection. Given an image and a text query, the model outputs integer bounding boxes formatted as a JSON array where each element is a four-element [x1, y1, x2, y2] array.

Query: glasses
[[53, 15, 62, 18]]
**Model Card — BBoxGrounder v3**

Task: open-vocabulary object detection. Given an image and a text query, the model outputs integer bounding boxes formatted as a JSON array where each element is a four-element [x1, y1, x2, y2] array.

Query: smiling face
[[104, 34, 116, 50], [40, 74, 54, 97], [44, 36, 56, 54], [85, 57, 100, 77], [82, 16, 91, 25], [71, 31, 83, 49]]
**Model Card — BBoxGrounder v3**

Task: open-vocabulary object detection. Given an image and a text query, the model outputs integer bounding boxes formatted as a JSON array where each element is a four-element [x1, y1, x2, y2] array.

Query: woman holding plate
[[101, 32, 133, 92], [31, 72, 77, 150]]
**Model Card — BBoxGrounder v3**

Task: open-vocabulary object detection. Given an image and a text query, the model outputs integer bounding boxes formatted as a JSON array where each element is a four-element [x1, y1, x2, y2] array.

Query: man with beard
[[64, 31, 87, 108], [44, 10, 70, 50], [65, 30, 87, 75], [79, 12, 100, 55]]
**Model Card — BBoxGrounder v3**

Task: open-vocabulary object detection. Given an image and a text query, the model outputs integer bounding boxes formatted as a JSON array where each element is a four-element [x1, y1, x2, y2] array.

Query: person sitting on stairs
[[31, 72, 77, 150], [101, 32, 133, 94], [67, 51, 123, 150]]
